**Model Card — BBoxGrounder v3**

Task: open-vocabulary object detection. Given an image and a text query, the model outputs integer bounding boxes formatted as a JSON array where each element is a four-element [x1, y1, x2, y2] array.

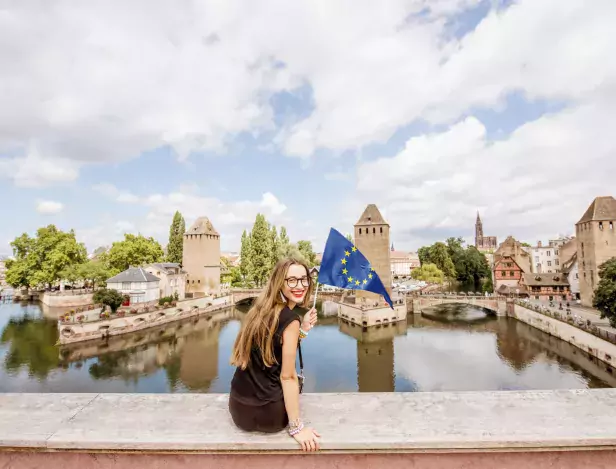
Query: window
[[380, 227, 383, 234], [599, 222, 604, 231], [555, 259, 559, 266], [359, 228, 362, 234], [373, 227, 376, 234], [555, 250, 559, 255], [509, 271, 514, 277], [575, 273, 579, 279], [198, 279, 201, 283], [547, 261, 551, 267], [122, 281, 130, 290], [535, 256, 539, 262], [546, 251, 551, 256], [186, 279, 189, 284], [581, 242, 584, 258], [610, 221, 614, 230]]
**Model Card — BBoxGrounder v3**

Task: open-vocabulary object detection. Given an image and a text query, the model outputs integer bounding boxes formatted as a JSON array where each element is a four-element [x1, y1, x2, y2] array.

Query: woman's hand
[[301, 308, 317, 332], [292, 427, 321, 451]]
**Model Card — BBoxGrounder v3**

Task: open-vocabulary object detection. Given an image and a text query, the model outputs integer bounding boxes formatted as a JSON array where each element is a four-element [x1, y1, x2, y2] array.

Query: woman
[[229, 258, 321, 451]]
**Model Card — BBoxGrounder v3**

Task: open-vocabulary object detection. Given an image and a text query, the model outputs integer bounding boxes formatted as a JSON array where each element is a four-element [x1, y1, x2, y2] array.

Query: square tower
[[576, 196, 616, 307], [354, 204, 392, 301], [182, 217, 221, 297]]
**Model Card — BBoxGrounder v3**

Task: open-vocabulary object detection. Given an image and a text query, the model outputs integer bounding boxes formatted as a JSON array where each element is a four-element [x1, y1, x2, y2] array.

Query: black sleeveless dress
[[229, 306, 301, 432]]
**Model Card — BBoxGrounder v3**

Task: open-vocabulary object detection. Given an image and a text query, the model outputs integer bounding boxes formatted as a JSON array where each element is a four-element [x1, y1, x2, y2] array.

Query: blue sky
[[1, 0, 615, 256]]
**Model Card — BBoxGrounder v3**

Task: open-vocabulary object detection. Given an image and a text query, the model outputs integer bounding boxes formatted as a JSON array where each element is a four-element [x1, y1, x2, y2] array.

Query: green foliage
[[77, 261, 111, 289], [411, 263, 444, 284], [93, 288, 125, 314], [297, 240, 318, 267], [6, 225, 87, 288], [593, 258, 616, 328], [249, 214, 272, 287], [239, 230, 252, 285], [100, 234, 164, 274], [418, 237, 491, 286], [0, 314, 59, 379], [166, 211, 185, 264], [482, 275, 494, 293], [346, 234, 353, 243], [159, 295, 175, 305]]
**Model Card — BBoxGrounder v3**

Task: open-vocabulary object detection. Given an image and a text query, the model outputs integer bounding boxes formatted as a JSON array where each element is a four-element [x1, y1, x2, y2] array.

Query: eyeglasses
[[285, 277, 310, 288]]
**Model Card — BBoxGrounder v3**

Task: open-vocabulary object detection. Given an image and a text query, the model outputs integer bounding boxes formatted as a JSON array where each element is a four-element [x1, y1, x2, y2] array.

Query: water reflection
[[0, 301, 613, 392]]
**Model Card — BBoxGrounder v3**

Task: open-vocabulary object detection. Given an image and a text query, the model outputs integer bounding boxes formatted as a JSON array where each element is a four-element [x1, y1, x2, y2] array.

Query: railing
[[45, 288, 94, 296], [513, 299, 616, 346]]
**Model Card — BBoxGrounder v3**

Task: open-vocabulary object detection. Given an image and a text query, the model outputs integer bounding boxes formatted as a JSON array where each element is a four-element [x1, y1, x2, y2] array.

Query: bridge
[[231, 288, 345, 305], [411, 295, 508, 316]]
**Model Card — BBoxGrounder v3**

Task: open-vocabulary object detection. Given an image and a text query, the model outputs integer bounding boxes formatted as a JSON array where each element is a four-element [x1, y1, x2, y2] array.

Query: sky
[[1, 0, 615, 256]]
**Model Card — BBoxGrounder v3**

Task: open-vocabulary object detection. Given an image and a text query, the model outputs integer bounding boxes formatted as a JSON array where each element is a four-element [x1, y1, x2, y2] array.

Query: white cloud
[[36, 200, 64, 215], [356, 96, 616, 247], [3, 0, 611, 177], [0, 145, 79, 187], [83, 183, 290, 250]]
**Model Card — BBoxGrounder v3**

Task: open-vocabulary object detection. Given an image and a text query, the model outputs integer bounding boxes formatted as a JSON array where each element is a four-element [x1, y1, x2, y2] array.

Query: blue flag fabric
[[317, 228, 393, 309]]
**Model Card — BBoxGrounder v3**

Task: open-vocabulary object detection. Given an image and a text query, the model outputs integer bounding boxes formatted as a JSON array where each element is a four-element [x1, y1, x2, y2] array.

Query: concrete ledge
[[2, 390, 616, 453]]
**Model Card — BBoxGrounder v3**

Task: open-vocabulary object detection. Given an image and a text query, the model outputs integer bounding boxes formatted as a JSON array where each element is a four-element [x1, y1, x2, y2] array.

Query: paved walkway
[[527, 299, 616, 335]]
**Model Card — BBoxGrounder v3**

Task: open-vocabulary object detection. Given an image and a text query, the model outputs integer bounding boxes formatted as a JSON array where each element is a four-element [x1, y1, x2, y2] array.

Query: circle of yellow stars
[[340, 245, 375, 289]]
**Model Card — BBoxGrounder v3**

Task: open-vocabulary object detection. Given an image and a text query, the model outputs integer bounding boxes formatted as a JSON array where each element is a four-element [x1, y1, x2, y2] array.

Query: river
[[0, 300, 611, 393]]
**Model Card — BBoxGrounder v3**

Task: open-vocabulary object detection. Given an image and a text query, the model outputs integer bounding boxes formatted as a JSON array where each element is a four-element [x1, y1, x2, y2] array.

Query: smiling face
[[281, 263, 311, 306]]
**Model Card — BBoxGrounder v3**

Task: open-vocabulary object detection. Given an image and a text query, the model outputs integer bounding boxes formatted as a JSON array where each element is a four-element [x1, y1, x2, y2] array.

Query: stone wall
[[2, 391, 616, 468], [509, 303, 616, 367], [40, 291, 94, 308]]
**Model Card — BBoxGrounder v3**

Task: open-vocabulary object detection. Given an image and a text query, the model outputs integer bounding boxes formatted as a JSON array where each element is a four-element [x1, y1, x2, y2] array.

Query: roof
[[390, 250, 419, 260], [186, 216, 219, 236], [497, 284, 528, 295], [577, 196, 616, 224], [494, 255, 523, 271], [521, 272, 570, 287], [355, 204, 388, 226], [148, 263, 186, 274], [107, 267, 160, 283], [560, 252, 578, 274]]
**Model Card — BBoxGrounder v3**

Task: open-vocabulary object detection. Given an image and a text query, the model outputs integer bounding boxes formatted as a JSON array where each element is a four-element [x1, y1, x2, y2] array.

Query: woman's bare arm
[[280, 320, 301, 422]]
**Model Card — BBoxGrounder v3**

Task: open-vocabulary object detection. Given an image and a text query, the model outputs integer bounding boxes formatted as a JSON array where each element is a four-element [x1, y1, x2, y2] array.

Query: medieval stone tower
[[354, 204, 392, 302], [182, 217, 221, 297], [576, 196, 616, 307]]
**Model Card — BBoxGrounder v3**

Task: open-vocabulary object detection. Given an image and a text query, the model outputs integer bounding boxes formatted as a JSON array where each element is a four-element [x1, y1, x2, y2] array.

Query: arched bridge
[[411, 295, 508, 316], [231, 288, 345, 305]]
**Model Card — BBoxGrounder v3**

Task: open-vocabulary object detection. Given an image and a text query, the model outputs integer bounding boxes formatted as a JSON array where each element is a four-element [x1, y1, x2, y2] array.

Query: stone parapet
[[2, 391, 616, 467]]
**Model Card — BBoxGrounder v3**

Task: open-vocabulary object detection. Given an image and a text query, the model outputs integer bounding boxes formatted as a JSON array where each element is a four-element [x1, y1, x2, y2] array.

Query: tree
[[78, 261, 112, 289], [100, 234, 164, 274], [482, 275, 494, 293], [166, 211, 185, 264], [93, 288, 125, 314], [270, 225, 280, 268], [411, 263, 445, 284], [427, 242, 456, 279], [297, 240, 318, 267], [249, 214, 272, 287], [239, 229, 252, 285], [5, 225, 87, 289], [417, 246, 431, 266], [593, 258, 616, 328], [346, 234, 353, 243]]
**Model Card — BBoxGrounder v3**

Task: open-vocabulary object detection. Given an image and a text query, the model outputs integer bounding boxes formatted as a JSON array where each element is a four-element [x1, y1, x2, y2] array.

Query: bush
[[158, 296, 174, 305]]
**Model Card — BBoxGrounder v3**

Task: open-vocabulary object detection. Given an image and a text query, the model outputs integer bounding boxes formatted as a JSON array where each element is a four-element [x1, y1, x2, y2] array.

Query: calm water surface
[[0, 300, 612, 393]]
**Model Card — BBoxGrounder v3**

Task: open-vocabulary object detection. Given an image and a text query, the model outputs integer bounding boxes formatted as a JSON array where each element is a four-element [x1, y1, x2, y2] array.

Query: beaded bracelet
[[289, 422, 305, 436], [299, 328, 309, 339]]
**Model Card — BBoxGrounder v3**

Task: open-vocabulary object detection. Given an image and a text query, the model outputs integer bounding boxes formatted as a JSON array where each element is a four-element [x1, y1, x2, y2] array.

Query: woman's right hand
[[292, 426, 321, 451]]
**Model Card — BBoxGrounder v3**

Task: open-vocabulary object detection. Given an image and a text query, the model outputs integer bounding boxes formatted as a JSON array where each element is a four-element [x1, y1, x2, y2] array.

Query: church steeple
[[475, 211, 484, 246], [391, 242, 394, 251]]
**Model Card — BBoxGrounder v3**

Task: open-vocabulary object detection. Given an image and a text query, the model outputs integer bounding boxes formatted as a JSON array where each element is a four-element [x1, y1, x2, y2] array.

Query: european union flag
[[317, 228, 393, 309]]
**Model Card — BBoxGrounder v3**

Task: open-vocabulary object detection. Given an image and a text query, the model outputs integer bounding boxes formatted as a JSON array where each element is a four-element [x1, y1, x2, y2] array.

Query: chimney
[[537, 241, 542, 248]]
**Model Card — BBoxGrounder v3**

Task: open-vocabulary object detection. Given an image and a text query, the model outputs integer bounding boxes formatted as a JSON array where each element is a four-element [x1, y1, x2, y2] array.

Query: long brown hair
[[230, 257, 314, 369]]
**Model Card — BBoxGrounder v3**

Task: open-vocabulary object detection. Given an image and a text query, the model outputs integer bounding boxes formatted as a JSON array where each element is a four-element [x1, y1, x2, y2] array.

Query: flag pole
[[312, 281, 319, 309]]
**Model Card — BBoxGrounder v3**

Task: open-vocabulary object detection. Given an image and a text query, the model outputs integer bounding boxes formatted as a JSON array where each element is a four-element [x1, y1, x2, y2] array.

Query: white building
[[106, 267, 160, 305], [390, 250, 420, 279], [144, 263, 187, 300], [562, 253, 580, 301], [530, 237, 571, 274]]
